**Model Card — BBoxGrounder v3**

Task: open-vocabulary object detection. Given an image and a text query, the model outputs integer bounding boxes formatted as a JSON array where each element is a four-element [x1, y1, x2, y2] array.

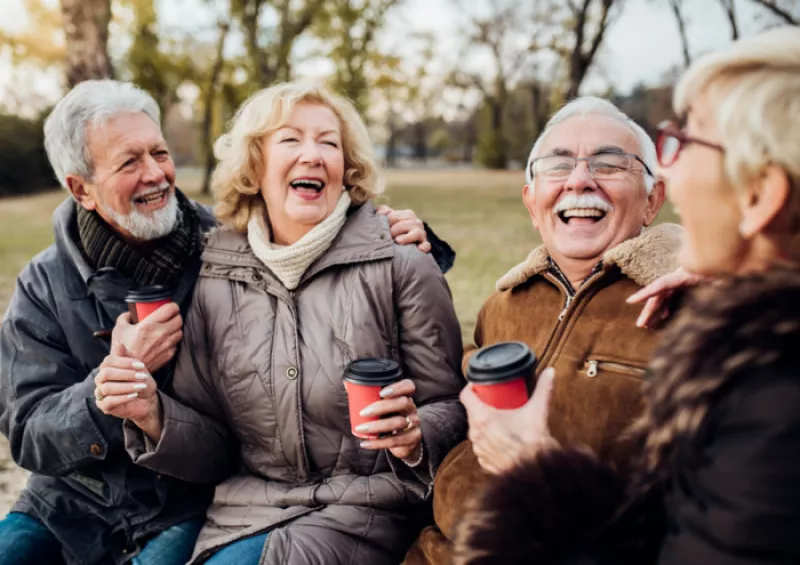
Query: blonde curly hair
[[212, 82, 382, 233]]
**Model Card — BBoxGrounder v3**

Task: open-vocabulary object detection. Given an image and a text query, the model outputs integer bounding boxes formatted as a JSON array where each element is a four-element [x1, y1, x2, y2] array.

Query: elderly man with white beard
[[0, 79, 449, 565], [404, 96, 683, 565]]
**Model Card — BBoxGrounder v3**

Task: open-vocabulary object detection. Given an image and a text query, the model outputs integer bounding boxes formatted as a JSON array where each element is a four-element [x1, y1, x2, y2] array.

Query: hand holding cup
[[356, 379, 422, 460]]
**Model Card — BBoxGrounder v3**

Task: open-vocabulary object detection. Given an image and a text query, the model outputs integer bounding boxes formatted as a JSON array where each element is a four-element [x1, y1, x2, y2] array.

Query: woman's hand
[[460, 368, 556, 475], [356, 378, 423, 461], [94, 355, 163, 442], [627, 266, 705, 328], [376, 205, 431, 253]]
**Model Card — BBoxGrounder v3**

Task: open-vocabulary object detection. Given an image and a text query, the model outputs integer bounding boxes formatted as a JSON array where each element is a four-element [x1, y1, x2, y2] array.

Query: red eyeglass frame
[[655, 120, 725, 168]]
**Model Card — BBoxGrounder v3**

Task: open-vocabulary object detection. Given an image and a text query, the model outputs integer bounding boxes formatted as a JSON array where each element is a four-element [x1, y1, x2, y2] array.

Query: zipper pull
[[586, 360, 598, 378]]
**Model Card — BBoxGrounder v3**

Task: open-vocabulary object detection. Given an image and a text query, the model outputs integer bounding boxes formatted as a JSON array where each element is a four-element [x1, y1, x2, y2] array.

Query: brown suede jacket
[[404, 223, 683, 565]]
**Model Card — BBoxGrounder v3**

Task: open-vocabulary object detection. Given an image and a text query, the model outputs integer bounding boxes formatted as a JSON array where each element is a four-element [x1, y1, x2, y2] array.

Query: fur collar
[[633, 265, 800, 488], [496, 223, 684, 292]]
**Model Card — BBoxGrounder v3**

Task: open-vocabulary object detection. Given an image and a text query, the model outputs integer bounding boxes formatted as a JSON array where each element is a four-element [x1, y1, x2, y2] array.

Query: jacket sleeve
[[388, 245, 467, 494], [0, 270, 120, 476], [124, 278, 237, 484], [658, 364, 800, 565], [423, 222, 456, 274]]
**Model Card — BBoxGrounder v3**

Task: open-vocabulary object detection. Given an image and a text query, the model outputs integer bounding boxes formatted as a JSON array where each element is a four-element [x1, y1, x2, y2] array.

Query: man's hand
[[627, 267, 705, 328], [111, 303, 183, 373], [94, 355, 163, 442], [376, 205, 431, 253], [460, 368, 557, 475]]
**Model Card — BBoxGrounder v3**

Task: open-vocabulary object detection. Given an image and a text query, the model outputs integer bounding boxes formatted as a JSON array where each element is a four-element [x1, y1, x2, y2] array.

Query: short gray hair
[[44, 80, 161, 189], [525, 96, 656, 193]]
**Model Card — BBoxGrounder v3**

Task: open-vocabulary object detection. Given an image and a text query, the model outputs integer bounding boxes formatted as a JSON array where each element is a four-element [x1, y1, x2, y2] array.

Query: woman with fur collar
[[453, 26, 800, 565]]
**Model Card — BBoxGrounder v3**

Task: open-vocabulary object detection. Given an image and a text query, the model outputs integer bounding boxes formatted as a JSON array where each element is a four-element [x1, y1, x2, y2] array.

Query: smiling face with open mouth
[[524, 114, 662, 278], [259, 101, 346, 245], [70, 112, 178, 242]]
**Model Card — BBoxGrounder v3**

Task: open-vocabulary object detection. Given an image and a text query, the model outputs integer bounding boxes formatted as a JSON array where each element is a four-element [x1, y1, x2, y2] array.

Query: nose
[[141, 155, 166, 185], [564, 160, 597, 193], [299, 139, 323, 166]]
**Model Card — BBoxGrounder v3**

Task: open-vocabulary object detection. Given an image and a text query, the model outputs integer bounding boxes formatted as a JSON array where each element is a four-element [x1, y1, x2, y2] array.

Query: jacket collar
[[496, 223, 684, 292], [201, 200, 394, 284], [53, 192, 217, 300]]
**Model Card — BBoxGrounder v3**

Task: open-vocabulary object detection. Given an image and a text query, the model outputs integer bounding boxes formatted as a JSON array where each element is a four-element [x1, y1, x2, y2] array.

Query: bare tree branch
[[747, 0, 798, 25]]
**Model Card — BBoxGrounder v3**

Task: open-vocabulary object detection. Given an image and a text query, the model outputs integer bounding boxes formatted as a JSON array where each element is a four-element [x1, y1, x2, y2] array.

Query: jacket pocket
[[584, 358, 646, 379]]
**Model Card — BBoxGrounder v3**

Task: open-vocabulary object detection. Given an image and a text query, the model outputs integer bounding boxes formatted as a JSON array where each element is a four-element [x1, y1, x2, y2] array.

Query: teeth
[[290, 179, 324, 191], [562, 208, 605, 218]]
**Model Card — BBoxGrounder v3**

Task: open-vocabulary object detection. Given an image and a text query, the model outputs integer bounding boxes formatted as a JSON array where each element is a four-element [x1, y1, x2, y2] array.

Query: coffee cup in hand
[[344, 358, 403, 439], [466, 341, 537, 409]]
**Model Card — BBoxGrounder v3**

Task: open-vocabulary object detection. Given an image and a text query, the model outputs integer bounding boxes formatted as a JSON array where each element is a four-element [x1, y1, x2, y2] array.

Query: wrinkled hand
[[461, 368, 556, 475], [111, 302, 183, 373], [357, 379, 423, 461], [376, 205, 431, 253], [627, 267, 705, 328], [94, 355, 163, 440]]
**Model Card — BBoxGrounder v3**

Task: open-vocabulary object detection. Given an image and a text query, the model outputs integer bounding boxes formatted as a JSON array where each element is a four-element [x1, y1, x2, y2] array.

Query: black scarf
[[77, 189, 201, 288]]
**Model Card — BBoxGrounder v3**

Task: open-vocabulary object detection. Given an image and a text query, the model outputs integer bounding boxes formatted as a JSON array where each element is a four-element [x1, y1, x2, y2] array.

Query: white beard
[[101, 188, 180, 241]]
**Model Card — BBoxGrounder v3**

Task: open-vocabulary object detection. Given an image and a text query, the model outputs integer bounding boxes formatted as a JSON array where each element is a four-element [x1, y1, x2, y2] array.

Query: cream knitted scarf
[[247, 191, 352, 289]]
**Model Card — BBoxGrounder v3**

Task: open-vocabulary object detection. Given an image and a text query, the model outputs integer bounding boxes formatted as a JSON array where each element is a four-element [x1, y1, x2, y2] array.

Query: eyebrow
[[543, 147, 575, 158], [591, 145, 626, 156], [278, 126, 340, 136]]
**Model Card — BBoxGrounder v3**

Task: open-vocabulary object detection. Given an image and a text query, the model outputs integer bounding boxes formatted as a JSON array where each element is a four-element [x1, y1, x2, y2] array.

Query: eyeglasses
[[655, 120, 725, 167], [530, 152, 654, 181]]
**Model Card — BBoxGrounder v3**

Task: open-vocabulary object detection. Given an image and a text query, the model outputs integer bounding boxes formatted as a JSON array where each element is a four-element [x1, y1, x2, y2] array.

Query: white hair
[[674, 26, 800, 197], [525, 96, 656, 193], [44, 79, 161, 189]]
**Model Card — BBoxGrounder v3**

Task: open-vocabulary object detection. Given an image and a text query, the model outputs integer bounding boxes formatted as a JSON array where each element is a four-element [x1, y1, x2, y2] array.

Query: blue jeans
[[204, 533, 269, 565], [0, 512, 65, 565], [0, 512, 203, 565], [133, 517, 205, 565]]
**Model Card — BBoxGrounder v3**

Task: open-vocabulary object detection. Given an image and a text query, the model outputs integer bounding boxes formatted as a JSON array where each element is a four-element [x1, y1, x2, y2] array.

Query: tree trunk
[[201, 23, 230, 196], [59, 0, 113, 87], [719, 0, 739, 40], [565, 0, 614, 101], [669, 0, 692, 67]]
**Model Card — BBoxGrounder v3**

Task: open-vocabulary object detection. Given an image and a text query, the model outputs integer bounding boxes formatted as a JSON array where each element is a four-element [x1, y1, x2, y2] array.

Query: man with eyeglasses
[[404, 96, 683, 565]]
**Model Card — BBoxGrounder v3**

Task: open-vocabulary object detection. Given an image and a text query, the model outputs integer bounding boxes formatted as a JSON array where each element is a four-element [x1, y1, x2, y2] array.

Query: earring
[[738, 221, 748, 237]]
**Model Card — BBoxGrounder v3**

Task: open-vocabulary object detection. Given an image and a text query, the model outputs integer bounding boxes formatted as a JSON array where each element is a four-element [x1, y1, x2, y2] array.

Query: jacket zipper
[[538, 269, 606, 371], [585, 359, 646, 378]]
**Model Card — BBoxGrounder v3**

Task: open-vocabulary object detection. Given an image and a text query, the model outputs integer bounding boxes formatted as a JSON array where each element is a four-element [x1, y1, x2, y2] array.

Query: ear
[[738, 164, 791, 238], [523, 184, 539, 229], [66, 174, 98, 211], [642, 179, 666, 227]]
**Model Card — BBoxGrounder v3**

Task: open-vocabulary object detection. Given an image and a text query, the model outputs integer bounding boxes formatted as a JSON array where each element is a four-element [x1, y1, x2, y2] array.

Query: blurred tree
[[231, 0, 324, 88], [553, 0, 618, 100], [0, 1, 66, 71], [315, 0, 401, 115], [60, 0, 114, 85], [747, 0, 798, 24], [719, 0, 740, 39], [201, 20, 231, 195]]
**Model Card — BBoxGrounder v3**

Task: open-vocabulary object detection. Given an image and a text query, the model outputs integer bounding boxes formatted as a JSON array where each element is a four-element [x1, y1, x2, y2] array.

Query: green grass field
[[0, 168, 679, 341]]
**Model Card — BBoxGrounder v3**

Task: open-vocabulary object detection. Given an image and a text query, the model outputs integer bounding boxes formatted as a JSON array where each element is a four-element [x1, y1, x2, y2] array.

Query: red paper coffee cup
[[466, 341, 537, 410], [125, 285, 173, 323], [344, 358, 403, 439]]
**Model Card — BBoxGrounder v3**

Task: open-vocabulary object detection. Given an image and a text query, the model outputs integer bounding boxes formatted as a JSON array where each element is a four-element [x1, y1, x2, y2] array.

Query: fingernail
[[379, 387, 394, 398], [127, 392, 139, 398], [355, 423, 371, 432], [360, 407, 374, 417], [133, 383, 147, 391], [132, 361, 145, 370], [360, 441, 372, 448], [135, 372, 149, 380]]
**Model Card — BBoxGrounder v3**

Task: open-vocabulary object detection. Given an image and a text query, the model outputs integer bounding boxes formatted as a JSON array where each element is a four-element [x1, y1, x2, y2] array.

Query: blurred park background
[[0, 0, 798, 515]]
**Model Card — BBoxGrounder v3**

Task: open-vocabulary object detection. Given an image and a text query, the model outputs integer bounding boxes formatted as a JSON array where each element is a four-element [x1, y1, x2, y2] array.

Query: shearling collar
[[496, 223, 684, 292]]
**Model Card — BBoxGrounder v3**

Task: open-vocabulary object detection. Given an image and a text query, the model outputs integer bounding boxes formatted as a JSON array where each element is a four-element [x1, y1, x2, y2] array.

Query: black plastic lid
[[467, 341, 537, 384], [344, 358, 403, 386], [125, 284, 172, 303]]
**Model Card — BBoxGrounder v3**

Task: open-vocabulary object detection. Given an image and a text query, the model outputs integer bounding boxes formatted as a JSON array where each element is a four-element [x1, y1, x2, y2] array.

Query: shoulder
[[391, 241, 443, 283], [10, 245, 62, 306]]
